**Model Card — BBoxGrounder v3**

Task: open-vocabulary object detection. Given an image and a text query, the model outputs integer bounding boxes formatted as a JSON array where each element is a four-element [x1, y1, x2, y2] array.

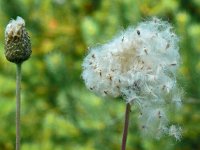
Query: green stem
[[121, 103, 131, 150], [16, 64, 21, 150]]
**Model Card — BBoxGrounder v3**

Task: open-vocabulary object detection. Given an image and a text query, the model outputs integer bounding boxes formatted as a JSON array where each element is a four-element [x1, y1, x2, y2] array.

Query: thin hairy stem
[[16, 64, 21, 150], [121, 103, 131, 150]]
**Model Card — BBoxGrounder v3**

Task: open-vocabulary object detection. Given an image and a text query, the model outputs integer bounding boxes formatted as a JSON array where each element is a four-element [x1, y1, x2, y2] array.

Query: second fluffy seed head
[[82, 18, 182, 140]]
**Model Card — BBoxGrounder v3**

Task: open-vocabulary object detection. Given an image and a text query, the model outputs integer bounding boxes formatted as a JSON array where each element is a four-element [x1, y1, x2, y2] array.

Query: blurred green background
[[0, 0, 200, 150]]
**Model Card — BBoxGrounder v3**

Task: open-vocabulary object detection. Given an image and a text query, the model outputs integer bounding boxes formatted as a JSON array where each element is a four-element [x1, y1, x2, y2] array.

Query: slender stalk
[[16, 64, 21, 150], [121, 103, 131, 150]]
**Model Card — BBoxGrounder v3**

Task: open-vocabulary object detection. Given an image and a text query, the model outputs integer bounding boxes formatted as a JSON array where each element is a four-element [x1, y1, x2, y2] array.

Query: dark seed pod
[[4, 16, 31, 64]]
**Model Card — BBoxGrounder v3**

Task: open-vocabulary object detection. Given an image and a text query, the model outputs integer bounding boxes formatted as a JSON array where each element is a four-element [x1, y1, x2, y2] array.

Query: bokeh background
[[0, 0, 200, 150]]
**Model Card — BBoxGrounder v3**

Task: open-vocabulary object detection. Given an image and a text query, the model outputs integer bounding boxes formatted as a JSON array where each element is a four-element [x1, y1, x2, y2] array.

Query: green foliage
[[0, 0, 199, 149]]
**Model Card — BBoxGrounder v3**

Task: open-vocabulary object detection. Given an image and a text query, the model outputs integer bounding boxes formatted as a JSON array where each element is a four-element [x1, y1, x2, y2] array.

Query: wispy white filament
[[82, 18, 182, 140]]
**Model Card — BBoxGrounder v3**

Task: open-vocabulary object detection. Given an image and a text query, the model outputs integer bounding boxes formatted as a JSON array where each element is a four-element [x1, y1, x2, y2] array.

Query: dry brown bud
[[4, 16, 31, 64]]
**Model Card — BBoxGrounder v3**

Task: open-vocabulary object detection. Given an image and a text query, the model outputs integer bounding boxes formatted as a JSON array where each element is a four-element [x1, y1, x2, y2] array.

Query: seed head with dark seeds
[[4, 16, 31, 64]]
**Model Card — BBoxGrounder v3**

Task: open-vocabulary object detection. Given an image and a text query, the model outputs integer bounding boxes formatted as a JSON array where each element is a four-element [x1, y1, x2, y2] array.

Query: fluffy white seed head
[[82, 18, 182, 140]]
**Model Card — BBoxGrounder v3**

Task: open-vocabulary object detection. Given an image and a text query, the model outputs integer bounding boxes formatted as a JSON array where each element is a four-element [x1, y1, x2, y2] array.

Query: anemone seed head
[[82, 18, 182, 140]]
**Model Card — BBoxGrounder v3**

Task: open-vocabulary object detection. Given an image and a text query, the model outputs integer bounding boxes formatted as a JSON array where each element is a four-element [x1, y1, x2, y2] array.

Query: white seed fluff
[[5, 16, 25, 37], [82, 18, 182, 140]]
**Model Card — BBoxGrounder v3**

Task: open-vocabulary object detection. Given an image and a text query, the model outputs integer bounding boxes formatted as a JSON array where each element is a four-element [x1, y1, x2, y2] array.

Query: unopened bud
[[4, 16, 31, 64]]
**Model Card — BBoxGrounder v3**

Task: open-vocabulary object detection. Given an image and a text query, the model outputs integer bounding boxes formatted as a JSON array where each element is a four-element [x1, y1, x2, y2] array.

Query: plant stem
[[121, 103, 131, 150], [16, 64, 21, 150]]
